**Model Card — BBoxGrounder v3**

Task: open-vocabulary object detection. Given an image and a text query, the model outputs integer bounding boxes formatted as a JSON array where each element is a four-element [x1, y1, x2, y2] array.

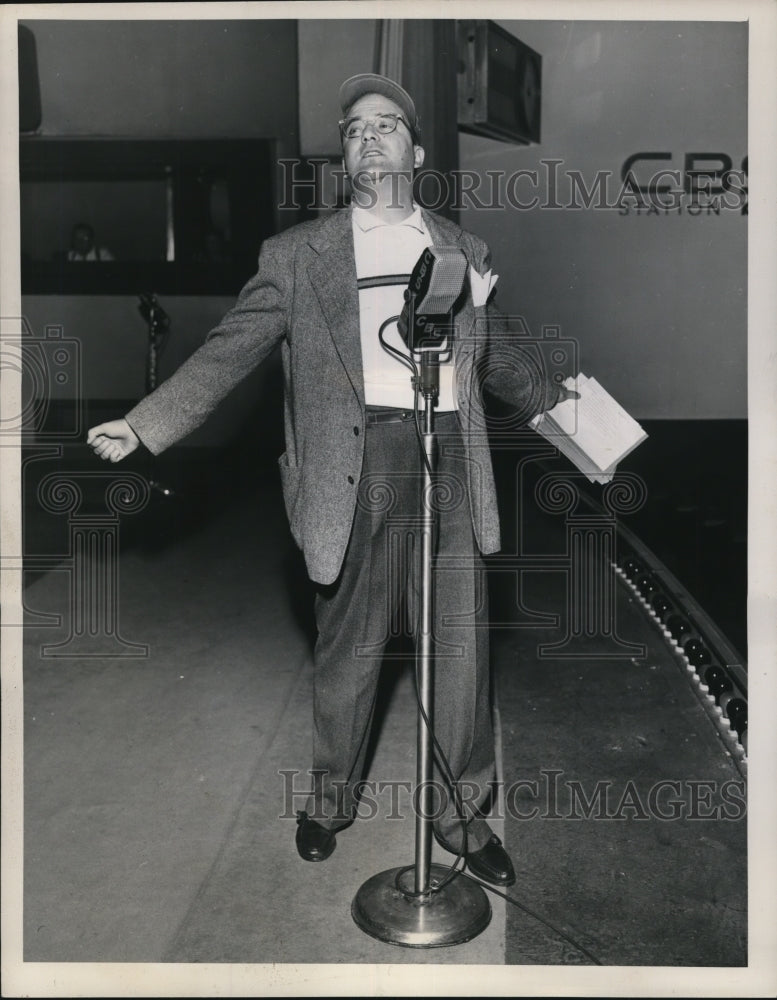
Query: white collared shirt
[[351, 205, 458, 411]]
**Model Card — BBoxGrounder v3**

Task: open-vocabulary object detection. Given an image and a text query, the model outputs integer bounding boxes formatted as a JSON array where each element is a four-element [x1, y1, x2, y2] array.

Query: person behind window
[[67, 222, 114, 261]]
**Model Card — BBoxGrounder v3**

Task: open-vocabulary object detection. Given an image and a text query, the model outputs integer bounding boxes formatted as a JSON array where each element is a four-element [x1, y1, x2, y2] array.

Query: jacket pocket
[[277, 452, 303, 547]]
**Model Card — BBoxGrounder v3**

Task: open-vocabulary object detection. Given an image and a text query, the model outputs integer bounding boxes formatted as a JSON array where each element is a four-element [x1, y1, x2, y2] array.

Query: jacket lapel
[[307, 210, 364, 407], [306, 208, 480, 410]]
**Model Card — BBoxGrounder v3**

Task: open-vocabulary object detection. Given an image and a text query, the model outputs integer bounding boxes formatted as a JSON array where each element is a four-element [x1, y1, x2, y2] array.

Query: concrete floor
[[9, 449, 750, 994]]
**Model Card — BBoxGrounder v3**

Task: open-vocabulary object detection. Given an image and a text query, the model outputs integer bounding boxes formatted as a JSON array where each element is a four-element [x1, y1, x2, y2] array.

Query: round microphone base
[[351, 863, 491, 948]]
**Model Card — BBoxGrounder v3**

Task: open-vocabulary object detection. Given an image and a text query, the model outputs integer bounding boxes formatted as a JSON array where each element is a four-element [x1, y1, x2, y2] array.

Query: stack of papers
[[530, 374, 648, 484]]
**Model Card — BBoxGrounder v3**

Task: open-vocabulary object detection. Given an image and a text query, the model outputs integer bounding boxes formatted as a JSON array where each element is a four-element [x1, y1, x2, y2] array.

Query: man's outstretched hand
[[87, 419, 140, 463]]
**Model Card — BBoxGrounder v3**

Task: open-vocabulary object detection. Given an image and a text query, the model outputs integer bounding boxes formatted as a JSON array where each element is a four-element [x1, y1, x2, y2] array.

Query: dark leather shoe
[[295, 810, 336, 862], [465, 834, 516, 887], [434, 830, 516, 887]]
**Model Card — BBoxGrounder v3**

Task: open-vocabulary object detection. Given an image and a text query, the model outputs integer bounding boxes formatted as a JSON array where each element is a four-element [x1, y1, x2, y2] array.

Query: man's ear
[[413, 145, 425, 170]]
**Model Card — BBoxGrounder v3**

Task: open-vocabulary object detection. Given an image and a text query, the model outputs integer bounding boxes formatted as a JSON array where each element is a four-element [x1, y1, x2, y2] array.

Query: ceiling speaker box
[[457, 20, 541, 145]]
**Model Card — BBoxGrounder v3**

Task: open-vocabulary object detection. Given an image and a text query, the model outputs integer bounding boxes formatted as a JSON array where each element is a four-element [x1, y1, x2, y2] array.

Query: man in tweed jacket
[[88, 74, 566, 887]]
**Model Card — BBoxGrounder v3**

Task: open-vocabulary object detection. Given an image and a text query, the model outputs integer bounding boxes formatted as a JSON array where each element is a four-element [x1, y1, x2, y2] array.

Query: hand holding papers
[[530, 373, 648, 484]]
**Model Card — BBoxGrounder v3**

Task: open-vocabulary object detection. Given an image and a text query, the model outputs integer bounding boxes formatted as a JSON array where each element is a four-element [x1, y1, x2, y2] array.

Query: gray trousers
[[304, 411, 497, 852]]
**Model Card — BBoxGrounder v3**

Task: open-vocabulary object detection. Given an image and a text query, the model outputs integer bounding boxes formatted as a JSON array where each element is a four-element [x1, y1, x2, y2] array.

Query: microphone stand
[[351, 293, 491, 948], [138, 294, 175, 498]]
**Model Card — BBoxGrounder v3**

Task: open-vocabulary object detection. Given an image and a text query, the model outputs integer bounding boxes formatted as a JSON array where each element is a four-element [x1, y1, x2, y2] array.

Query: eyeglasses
[[339, 113, 411, 140]]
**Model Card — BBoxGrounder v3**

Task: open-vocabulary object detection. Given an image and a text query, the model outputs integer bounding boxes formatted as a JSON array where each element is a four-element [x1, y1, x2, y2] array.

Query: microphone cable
[[377, 314, 415, 376], [377, 315, 433, 479], [377, 315, 436, 480], [374, 314, 467, 888], [377, 311, 498, 894], [459, 871, 604, 965], [403, 644, 604, 965], [375, 313, 469, 888], [377, 314, 603, 964]]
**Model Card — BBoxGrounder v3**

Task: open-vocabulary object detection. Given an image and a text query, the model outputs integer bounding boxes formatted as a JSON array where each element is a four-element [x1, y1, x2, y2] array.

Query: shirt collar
[[352, 204, 426, 234]]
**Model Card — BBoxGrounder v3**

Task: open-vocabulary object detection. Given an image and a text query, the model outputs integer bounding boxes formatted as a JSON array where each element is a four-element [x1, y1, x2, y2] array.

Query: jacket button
[[347, 475, 355, 485], [353, 426, 360, 436]]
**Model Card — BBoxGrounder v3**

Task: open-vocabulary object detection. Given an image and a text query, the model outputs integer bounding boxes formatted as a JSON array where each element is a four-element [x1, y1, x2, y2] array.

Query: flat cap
[[339, 73, 420, 138]]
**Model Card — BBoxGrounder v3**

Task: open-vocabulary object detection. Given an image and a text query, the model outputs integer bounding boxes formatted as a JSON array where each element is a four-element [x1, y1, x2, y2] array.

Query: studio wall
[[20, 18, 298, 445], [22, 19, 298, 141], [20, 17, 748, 445], [457, 20, 747, 420]]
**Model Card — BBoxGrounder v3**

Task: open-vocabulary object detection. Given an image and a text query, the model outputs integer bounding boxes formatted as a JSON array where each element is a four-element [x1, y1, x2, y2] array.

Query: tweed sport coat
[[125, 207, 556, 585]]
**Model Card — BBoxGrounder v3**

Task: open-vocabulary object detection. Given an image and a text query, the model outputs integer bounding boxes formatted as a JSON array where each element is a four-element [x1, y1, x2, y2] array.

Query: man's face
[[341, 93, 424, 182]]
